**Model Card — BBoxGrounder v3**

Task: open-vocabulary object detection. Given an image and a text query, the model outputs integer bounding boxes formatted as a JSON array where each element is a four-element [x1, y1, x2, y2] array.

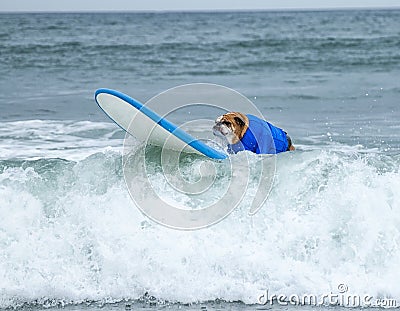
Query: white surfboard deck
[[95, 88, 227, 160]]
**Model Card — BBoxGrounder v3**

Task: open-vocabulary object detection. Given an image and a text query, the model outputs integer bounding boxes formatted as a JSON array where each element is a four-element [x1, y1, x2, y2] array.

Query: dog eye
[[222, 121, 231, 126]]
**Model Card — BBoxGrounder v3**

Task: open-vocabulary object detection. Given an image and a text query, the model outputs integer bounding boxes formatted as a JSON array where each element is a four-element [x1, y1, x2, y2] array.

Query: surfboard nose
[[95, 88, 228, 160]]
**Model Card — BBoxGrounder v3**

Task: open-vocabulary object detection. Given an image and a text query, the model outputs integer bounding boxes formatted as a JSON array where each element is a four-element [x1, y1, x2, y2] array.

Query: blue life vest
[[227, 114, 288, 154]]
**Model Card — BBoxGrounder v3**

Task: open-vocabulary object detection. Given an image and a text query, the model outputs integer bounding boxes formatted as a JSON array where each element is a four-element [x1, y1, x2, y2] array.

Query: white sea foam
[[0, 137, 399, 308], [0, 120, 123, 161]]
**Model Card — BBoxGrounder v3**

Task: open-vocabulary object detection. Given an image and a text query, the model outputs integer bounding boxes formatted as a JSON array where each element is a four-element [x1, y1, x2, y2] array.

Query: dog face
[[212, 112, 249, 144]]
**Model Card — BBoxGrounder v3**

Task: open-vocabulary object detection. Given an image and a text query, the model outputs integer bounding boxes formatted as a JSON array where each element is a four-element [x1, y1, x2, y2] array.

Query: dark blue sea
[[0, 10, 399, 310]]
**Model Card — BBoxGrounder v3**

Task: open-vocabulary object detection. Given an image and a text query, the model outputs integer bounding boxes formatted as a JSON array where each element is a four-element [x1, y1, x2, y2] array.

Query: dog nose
[[212, 124, 220, 134]]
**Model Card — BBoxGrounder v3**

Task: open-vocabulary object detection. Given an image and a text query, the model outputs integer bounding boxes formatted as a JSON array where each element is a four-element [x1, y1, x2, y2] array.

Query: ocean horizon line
[[1, 6, 400, 14]]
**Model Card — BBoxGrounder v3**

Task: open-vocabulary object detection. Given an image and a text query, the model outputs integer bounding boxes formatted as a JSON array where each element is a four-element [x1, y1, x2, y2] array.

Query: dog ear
[[234, 116, 245, 127]]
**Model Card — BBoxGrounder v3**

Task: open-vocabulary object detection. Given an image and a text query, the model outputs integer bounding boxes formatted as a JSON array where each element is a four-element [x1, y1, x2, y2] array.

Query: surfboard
[[94, 88, 228, 160]]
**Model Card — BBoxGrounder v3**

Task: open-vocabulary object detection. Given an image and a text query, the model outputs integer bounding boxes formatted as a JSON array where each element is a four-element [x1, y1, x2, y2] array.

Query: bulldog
[[213, 112, 295, 154]]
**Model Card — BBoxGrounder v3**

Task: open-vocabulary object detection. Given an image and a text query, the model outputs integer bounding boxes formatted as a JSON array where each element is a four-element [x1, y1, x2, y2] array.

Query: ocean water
[[0, 9, 400, 310]]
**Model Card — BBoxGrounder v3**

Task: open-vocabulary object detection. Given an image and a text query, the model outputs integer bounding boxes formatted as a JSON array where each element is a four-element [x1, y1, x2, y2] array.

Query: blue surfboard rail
[[95, 88, 228, 160]]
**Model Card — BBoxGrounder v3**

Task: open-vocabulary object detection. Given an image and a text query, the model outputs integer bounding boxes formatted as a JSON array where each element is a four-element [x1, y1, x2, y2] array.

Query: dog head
[[212, 112, 249, 144]]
